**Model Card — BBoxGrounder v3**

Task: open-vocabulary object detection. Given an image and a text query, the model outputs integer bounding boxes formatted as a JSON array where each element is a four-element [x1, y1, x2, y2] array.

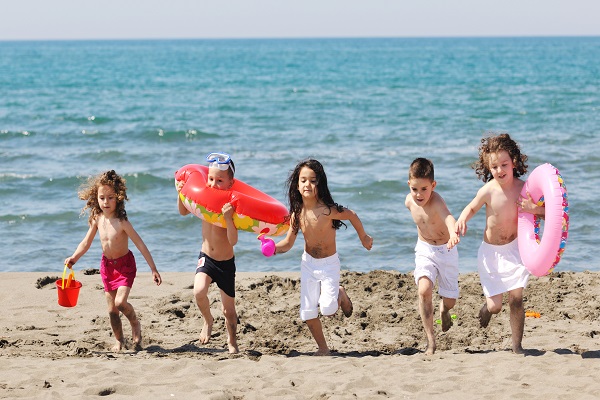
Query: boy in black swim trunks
[[177, 152, 240, 354]]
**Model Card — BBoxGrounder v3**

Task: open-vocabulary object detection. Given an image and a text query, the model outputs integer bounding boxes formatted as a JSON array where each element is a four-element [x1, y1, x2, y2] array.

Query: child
[[455, 133, 544, 354], [405, 158, 460, 355], [272, 159, 373, 356], [177, 152, 240, 354], [65, 170, 162, 352]]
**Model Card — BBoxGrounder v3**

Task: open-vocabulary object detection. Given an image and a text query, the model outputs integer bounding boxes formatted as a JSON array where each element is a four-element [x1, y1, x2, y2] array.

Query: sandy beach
[[1, 269, 600, 399]]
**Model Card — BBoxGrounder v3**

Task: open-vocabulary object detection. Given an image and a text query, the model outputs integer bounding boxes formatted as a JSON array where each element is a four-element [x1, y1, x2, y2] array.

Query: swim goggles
[[206, 152, 235, 174]]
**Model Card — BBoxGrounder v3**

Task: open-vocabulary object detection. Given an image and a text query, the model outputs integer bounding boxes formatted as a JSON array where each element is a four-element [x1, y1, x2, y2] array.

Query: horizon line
[[1, 34, 599, 43]]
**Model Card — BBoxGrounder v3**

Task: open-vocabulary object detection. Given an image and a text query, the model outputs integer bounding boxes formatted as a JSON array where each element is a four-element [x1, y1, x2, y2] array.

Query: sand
[[1, 269, 600, 399]]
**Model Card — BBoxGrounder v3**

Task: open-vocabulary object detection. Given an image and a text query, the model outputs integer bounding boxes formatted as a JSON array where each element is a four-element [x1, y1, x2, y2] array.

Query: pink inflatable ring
[[518, 163, 569, 277]]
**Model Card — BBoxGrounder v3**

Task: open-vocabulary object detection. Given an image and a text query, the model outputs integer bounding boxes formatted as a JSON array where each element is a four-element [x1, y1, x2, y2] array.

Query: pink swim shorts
[[100, 250, 137, 292]]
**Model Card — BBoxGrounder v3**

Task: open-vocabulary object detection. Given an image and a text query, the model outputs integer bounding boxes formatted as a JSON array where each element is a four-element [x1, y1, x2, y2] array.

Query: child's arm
[[222, 202, 238, 246], [123, 221, 162, 286], [64, 221, 98, 268], [274, 215, 299, 255], [455, 187, 487, 237], [445, 214, 460, 249], [177, 194, 190, 216], [333, 208, 373, 251], [435, 196, 460, 249]]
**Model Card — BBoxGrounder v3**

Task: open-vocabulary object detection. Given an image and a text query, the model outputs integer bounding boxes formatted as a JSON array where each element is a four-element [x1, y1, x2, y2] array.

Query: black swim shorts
[[196, 252, 236, 298]]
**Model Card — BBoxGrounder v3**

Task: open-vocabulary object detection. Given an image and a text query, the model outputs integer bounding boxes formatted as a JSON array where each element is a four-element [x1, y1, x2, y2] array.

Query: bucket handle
[[61, 264, 75, 289]]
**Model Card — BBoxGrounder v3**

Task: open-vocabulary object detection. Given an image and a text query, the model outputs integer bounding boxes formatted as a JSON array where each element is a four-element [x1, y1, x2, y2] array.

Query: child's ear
[[432, 180, 437, 190]]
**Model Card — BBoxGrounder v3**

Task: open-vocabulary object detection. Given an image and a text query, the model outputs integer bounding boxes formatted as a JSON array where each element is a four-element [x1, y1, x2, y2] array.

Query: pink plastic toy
[[257, 234, 275, 257]]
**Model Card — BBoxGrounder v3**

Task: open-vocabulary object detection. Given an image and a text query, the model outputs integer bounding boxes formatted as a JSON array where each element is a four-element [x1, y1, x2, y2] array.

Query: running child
[[65, 170, 162, 352], [455, 133, 544, 354], [177, 152, 240, 354], [405, 158, 460, 355], [272, 159, 373, 356]]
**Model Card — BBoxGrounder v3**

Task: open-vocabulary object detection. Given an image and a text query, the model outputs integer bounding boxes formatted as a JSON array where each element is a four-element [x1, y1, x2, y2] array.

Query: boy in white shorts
[[405, 158, 460, 355]]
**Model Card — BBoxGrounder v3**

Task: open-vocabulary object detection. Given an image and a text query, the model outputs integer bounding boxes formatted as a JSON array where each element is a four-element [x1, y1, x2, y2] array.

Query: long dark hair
[[286, 159, 346, 234]]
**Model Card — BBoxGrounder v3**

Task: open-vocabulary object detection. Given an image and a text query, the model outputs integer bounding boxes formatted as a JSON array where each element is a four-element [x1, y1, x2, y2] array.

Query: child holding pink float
[[65, 170, 162, 352], [455, 133, 544, 354], [265, 159, 373, 356]]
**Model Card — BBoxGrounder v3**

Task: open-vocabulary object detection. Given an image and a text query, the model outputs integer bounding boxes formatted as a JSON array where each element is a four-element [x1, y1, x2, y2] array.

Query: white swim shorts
[[413, 239, 459, 299], [300, 251, 341, 321], [478, 239, 530, 297]]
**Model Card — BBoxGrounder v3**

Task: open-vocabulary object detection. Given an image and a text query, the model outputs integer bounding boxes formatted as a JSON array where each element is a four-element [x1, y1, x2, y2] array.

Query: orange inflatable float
[[175, 164, 289, 236]]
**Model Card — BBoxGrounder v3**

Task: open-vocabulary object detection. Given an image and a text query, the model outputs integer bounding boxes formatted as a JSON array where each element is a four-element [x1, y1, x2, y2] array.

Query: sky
[[1, 0, 599, 41]]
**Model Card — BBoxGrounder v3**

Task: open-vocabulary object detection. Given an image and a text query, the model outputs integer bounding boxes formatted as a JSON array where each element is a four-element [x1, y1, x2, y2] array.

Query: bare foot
[[131, 319, 142, 350], [199, 317, 213, 344], [110, 339, 124, 352], [339, 286, 353, 318], [478, 304, 492, 328], [440, 309, 453, 332], [425, 342, 436, 356], [512, 345, 525, 354], [228, 343, 239, 354], [314, 348, 331, 356]]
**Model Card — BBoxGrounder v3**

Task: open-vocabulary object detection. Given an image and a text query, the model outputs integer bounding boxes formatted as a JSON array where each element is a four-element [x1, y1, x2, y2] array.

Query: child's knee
[[487, 302, 502, 314], [221, 304, 237, 320], [508, 295, 523, 309]]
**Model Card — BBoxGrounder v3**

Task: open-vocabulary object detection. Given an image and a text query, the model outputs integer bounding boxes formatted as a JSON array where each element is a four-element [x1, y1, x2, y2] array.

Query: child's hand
[[518, 192, 545, 215], [447, 233, 460, 250], [222, 202, 235, 220], [153, 271, 162, 286], [455, 220, 467, 237], [361, 234, 373, 251], [64, 257, 75, 269]]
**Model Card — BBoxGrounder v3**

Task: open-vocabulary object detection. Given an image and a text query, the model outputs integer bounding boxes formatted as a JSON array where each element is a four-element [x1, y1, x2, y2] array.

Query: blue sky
[[2, 0, 599, 40]]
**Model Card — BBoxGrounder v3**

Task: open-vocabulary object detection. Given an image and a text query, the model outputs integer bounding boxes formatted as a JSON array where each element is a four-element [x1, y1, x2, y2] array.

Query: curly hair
[[472, 133, 528, 183], [286, 159, 346, 234], [78, 170, 128, 224]]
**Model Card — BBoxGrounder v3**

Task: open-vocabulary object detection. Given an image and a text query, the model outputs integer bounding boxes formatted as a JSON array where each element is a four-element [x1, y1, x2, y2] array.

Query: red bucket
[[56, 278, 82, 307]]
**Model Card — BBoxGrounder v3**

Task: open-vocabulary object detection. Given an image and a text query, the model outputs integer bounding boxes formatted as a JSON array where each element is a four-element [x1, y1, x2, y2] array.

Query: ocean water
[[1, 37, 598, 274]]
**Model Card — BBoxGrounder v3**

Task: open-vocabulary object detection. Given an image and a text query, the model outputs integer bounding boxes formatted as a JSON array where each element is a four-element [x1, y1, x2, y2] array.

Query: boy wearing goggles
[[177, 152, 239, 354]]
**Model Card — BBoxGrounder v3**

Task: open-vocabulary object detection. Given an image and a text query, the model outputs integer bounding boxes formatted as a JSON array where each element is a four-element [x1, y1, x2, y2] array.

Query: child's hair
[[78, 170, 128, 224], [286, 159, 346, 233], [473, 133, 528, 182], [227, 160, 236, 180], [408, 158, 435, 181]]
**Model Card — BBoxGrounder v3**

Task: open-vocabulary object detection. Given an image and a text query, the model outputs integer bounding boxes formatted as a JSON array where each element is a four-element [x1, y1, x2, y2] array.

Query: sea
[[1, 37, 598, 274]]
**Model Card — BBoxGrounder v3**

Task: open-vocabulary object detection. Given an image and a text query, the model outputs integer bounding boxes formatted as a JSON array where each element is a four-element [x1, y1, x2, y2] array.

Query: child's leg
[[305, 318, 329, 356], [194, 272, 214, 344], [479, 294, 503, 328], [417, 277, 436, 355], [440, 297, 456, 332], [219, 290, 239, 354], [508, 287, 525, 354], [112, 286, 142, 349], [338, 286, 353, 318], [104, 290, 125, 351]]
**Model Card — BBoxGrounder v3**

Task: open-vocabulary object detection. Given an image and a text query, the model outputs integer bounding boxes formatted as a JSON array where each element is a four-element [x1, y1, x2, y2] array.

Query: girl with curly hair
[[65, 170, 162, 352]]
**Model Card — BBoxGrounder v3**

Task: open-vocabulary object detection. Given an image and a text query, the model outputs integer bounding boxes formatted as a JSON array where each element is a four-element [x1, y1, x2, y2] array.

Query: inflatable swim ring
[[175, 164, 289, 236], [518, 163, 569, 277]]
